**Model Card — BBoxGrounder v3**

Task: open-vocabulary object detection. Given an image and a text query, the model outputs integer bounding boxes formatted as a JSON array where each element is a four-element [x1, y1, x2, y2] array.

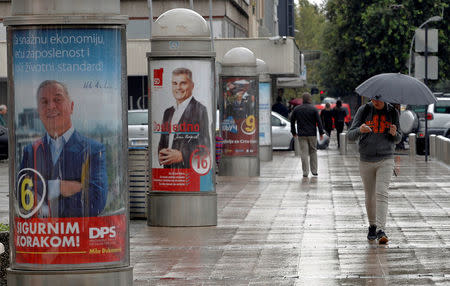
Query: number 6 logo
[[16, 168, 47, 219]]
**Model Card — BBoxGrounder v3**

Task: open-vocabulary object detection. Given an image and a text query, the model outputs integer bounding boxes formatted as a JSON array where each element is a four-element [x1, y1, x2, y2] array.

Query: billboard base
[[218, 157, 260, 177], [259, 145, 273, 162], [7, 266, 133, 286], [147, 192, 217, 226]]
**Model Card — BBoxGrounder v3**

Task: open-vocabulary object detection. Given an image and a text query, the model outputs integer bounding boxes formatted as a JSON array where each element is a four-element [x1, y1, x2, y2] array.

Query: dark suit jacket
[[158, 97, 211, 169], [20, 130, 108, 217]]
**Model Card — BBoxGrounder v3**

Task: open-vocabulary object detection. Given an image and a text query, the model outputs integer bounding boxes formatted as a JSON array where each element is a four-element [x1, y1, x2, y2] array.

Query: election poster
[[220, 76, 258, 156], [150, 59, 214, 192], [11, 27, 127, 267]]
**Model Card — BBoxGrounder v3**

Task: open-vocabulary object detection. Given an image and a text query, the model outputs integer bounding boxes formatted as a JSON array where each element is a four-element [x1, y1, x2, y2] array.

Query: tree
[[295, 0, 326, 87], [321, 0, 449, 97]]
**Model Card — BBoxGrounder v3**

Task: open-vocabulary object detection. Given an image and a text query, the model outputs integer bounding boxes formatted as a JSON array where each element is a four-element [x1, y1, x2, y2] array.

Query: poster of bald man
[[12, 27, 127, 266], [150, 59, 214, 193]]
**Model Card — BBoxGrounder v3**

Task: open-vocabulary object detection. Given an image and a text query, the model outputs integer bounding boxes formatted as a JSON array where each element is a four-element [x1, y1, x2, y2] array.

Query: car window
[[406, 105, 426, 118], [271, 115, 282, 126], [434, 101, 450, 114], [128, 111, 148, 125]]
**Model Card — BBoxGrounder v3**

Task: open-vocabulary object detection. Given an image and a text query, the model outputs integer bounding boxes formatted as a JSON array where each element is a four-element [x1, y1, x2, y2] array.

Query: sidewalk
[[131, 143, 450, 285], [1, 142, 449, 285]]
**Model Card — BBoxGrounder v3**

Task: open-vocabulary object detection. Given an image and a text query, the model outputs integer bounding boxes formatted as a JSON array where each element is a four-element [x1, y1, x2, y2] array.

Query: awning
[[277, 77, 305, 88]]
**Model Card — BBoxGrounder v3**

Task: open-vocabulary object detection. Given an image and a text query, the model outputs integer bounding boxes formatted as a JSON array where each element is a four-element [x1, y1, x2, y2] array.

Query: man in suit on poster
[[158, 68, 211, 169], [20, 80, 108, 218]]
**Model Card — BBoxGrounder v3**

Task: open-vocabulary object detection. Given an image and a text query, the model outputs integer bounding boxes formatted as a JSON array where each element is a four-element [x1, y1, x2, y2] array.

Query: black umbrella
[[355, 73, 437, 105], [356, 73, 436, 162]]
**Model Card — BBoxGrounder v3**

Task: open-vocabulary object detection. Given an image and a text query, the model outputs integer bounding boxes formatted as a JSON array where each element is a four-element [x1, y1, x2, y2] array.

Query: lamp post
[[407, 15, 442, 162]]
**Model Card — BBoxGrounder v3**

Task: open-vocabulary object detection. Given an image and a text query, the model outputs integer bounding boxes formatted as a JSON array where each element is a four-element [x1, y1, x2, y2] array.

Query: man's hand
[[389, 124, 397, 136], [159, 148, 183, 165], [60, 180, 82, 197], [360, 123, 372, 133]]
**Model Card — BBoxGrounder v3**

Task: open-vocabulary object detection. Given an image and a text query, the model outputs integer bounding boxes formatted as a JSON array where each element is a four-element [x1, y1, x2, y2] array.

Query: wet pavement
[[1, 140, 450, 285], [130, 142, 450, 285]]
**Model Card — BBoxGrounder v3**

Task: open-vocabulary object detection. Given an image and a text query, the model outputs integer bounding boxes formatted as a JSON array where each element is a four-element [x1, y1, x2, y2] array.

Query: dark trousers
[[335, 121, 345, 147]]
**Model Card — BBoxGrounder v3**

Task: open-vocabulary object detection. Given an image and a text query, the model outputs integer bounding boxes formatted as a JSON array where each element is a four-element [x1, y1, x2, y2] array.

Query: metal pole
[[424, 23, 429, 162], [147, 0, 153, 38], [209, 0, 214, 51], [190, 0, 194, 9]]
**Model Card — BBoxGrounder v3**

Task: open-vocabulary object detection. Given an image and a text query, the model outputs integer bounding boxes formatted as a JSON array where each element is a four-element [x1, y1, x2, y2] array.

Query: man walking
[[290, 93, 324, 178]]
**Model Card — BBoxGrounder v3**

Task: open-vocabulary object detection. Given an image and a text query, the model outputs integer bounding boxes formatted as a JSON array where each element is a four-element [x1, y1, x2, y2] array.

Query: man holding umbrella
[[350, 72, 436, 244], [347, 98, 402, 244]]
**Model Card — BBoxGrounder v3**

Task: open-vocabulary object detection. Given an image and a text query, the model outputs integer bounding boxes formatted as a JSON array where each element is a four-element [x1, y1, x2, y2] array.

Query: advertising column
[[5, 0, 131, 284], [147, 8, 217, 227], [257, 59, 273, 161], [218, 47, 259, 177]]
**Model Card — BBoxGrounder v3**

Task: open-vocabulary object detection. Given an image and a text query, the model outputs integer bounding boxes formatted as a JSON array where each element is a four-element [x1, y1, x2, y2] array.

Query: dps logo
[[89, 226, 117, 239]]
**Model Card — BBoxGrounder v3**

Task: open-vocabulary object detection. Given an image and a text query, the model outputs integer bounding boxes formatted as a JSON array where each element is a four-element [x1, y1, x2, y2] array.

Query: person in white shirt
[[20, 80, 107, 217], [158, 68, 211, 169]]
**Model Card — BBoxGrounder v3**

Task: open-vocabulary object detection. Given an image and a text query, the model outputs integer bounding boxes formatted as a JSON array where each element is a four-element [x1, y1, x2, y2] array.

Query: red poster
[[221, 77, 258, 156], [14, 214, 126, 264]]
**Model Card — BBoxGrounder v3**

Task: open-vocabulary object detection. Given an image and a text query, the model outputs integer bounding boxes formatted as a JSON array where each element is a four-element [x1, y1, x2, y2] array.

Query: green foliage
[[317, 0, 449, 96], [0, 223, 9, 232], [295, 0, 326, 86]]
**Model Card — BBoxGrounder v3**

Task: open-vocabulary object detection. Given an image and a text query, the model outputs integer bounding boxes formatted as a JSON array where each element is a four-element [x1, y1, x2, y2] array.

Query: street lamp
[[407, 15, 442, 162], [408, 16, 442, 76]]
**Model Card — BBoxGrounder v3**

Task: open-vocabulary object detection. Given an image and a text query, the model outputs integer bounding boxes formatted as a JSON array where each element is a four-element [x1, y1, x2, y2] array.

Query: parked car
[[0, 125, 7, 160], [400, 94, 450, 155], [128, 109, 148, 147], [271, 111, 329, 150]]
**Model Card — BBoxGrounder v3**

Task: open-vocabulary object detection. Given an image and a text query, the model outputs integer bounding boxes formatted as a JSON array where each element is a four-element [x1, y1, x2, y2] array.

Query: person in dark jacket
[[320, 102, 334, 136], [272, 96, 289, 118], [347, 99, 402, 245], [333, 100, 348, 148], [290, 93, 324, 178]]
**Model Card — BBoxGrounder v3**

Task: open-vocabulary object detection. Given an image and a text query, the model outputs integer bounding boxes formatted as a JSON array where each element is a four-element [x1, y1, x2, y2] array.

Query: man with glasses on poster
[[158, 67, 211, 169], [19, 80, 108, 218]]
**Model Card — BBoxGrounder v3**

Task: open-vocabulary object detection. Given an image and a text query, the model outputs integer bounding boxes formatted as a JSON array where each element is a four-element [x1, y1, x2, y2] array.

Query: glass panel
[[128, 111, 148, 125], [221, 76, 258, 157], [12, 26, 127, 270], [150, 59, 214, 192]]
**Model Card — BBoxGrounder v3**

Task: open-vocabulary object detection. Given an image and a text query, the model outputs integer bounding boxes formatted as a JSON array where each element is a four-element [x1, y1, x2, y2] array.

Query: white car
[[400, 95, 450, 154], [271, 111, 329, 150], [128, 109, 148, 147]]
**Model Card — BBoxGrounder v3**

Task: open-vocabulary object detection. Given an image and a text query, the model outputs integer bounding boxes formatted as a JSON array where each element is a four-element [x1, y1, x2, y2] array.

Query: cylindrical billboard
[[150, 59, 214, 192], [259, 82, 271, 147], [220, 77, 258, 157], [10, 26, 128, 269]]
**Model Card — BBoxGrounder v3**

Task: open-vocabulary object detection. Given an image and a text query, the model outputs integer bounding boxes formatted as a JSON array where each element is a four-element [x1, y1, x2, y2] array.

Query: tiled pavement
[[129, 144, 450, 285], [1, 141, 450, 285]]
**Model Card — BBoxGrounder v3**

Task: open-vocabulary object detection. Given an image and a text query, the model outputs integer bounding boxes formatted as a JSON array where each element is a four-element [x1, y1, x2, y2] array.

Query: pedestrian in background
[[290, 93, 324, 178], [0, 105, 7, 126], [333, 100, 348, 148], [272, 96, 289, 118], [347, 99, 402, 244], [320, 102, 333, 136]]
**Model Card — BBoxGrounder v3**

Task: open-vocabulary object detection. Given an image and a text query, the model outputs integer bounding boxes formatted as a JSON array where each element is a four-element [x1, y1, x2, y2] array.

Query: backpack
[[360, 102, 398, 124]]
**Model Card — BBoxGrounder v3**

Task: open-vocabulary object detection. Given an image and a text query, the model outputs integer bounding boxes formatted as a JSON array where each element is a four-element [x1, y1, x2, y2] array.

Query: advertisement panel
[[12, 27, 126, 267], [221, 77, 258, 157], [150, 59, 214, 192], [259, 82, 271, 146]]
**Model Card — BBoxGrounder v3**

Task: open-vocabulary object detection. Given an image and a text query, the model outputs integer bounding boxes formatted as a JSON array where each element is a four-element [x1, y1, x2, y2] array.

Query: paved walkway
[[131, 143, 450, 285], [1, 141, 450, 285]]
